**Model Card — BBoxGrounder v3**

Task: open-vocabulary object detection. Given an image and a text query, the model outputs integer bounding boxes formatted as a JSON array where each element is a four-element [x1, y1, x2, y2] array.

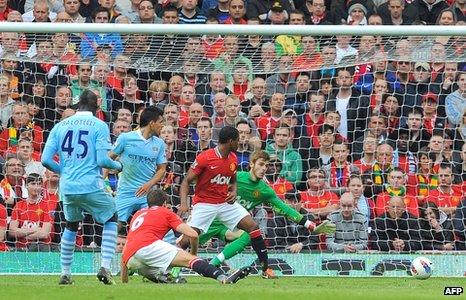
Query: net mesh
[[0, 27, 465, 273]]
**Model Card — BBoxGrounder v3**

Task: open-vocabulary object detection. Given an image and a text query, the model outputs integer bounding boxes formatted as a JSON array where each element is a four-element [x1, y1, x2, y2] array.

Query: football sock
[[101, 221, 118, 270], [189, 258, 224, 280], [60, 228, 77, 275], [249, 229, 268, 272], [211, 232, 251, 266]]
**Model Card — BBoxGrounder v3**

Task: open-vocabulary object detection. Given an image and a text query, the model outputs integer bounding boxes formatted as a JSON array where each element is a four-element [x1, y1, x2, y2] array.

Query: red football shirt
[[0, 204, 7, 251], [424, 189, 462, 209], [11, 200, 53, 248], [122, 206, 183, 264], [299, 191, 339, 210], [191, 147, 237, 205], [375, 192, 419, 217]]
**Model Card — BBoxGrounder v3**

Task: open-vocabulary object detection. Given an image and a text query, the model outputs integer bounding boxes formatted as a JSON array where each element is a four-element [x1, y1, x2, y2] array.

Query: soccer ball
[[410, 257, 433, 280]]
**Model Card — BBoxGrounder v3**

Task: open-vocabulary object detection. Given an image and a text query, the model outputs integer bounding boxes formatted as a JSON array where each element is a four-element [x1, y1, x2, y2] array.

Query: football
[[410, 257, 433, 280]]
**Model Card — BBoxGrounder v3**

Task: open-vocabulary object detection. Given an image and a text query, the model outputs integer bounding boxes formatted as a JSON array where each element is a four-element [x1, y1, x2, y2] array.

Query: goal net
[[0, 22, 465, 276]]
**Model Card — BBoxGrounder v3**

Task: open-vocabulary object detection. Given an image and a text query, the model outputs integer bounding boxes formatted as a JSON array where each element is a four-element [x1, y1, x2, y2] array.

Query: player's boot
[[222, 266, 251, 284], [261, 268, 278, 279], [58, 274, 74, 285], [97, 267, 116, 285]]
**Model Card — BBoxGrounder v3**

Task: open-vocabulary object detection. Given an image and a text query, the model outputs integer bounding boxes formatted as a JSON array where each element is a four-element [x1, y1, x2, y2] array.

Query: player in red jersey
[[178, 126, 275, 278], [121, 189, 250, 284]]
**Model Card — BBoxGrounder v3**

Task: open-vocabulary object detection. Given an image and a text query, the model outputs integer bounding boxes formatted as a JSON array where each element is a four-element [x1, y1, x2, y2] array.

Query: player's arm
[[121, 260, 129, 283], [175, 223, 199, 255], [96, 149, 123, 171], [268, 196, 318, 231], [179, 168, 198, 216], [226, 173, 237, 203], [96, 123, 123, 171], [135, 163, 167, 197], [41, 128, 61, 174]]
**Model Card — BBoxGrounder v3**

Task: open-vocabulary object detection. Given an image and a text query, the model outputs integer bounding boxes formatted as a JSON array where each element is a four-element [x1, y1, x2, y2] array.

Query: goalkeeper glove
[[311, 220, 336, 234]]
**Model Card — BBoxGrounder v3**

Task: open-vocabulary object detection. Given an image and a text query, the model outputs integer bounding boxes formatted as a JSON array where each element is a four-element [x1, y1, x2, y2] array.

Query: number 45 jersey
[[190, 147, 237, 205], [43, 111, 112, 195]]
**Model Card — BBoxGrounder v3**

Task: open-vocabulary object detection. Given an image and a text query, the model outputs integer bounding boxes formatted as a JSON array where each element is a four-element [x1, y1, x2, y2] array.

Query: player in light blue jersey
[[109, 106, 167, 228], [42, 90, 123, 286]]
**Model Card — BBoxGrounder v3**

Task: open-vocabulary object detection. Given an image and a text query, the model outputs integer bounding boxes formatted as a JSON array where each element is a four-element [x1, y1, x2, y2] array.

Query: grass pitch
[[1, 275, 464, 300]]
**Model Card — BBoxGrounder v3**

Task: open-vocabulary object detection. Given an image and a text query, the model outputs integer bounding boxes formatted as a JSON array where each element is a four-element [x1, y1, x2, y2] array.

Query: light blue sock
[[61, 228, 77, 276], [101, 221, 118, 270]]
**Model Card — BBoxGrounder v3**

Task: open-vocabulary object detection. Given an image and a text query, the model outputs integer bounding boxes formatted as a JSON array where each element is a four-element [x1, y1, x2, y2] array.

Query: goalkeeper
[[197, 150, 336, 277]]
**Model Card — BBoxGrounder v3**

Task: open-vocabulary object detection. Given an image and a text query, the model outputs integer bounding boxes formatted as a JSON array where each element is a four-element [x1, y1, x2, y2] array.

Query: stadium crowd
[[0, 0, 465, 254]]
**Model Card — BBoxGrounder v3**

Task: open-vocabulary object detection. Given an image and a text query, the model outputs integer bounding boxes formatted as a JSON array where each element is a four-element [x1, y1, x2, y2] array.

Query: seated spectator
[[9, 173, 53, 250], [266, 191, 320, 251], [381, 0, 414, 25], [312, 111, 346, 147], [352, 114, 389, 161], [418, 0, 449, 25], [308, 124, 335, 171], [246, 0, 292, 22], [370, 195, 421, 252], [196, 71, 230, 116], [256, 93, 284, 141], [71, 63, 103, 105], [0, 74, 16, 130], [206, 0, 230, 23], [390, 128, 417, 176], [446, 71, 466, 128], [242, 77, 270, 118], [292, 36, 323, 74], [299, 168, 339, 218], [148, 80, 168, 109], [15, 138, 45, 176], [43, 169, 59, 213], [275, 10, 306, 56], [347, 174, 371, 222], [302, 0, 336, 25], [265, 126, 303, 185], [380, 93, 401, 134], [326, 192, 368, 252], [0, 103, 43, 156], [80, 7, 123, 59], [365, 143, 394, 198], [111, 75, 145, 124], [263, 154, 294, 199], [453, 198, 466, 250], [179, 0, 206, 24], [229, 63, 250, 102], [265, 55, 296, 98], [328, 141, 352, 195], [196, 117, 216, 151], [211, 92, 226, 125], [346, 1, 368, 25], [424, 162, 462, 217], [375, 168, 419, 217], [334, 35, 358, 64], [0, 202, 6, 251], [222, 0, 246, 24], [352, 134, 377, 174], [214, 35, 253, 85], [285, 73, 311, 117], [419, 201, 455, 251], [302, 91, 325, 144], [236, 119, 262, 171]]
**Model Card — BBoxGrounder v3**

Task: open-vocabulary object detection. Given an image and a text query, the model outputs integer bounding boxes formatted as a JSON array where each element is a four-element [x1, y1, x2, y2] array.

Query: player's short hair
[[218, 126, 239, 144], [78, 89, 98, 112], [26, 173, 43, 185], [147, 189, 169, 207], [139, 105, 163, 127], [250, 150, 270, 164]]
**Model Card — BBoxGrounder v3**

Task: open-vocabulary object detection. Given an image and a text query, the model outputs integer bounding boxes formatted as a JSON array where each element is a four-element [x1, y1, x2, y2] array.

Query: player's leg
[[82, 191, 119, 285], [59, 194, 83, 285], [180, 203, 219, 253], [210, 230, 250, 267], [218, 202, 275, 278]]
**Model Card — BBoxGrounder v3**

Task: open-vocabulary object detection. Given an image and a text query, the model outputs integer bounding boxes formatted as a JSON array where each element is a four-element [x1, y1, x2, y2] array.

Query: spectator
[[148, 80, 168, 109], [265, 55, 297, 98], [446, 72, 466, 127], [308, 124, 335, 170], [326, 192, 368, 252], [223, 0, 246, 24], [421, 92, 446, 135], [110, 119, 130, 144], [111, 75, 145, 123], [43, 85, 72, 135], [352, 114, 389, 161], [0, 103, 43, 155], [347, 174, 371, 222], [424, 162, 462, 217], [275, 10, 306, 56], [22, 0, 56, 22], [206, 0, 230, 23], [0, 0, 13, 21], [371, 195, 421, 252], [256, 92, 284, 141], [179, 0, 206, 24], [16, 138, 45, 176], [196, 71, 230, 116], [9, 173, 53, 250], [302, 0, 336, 25], [353, 134, 377, 174], [136, 0, 160, 23], [390, 128, 417, 175], [292, 36, 323, 75], [163, 104, 179, 128], [328, 141, 352, 195], [299, 168, 339, 218], [213, 35, 253, 85], [380, 93, 402, 134], [80, 6, 123, 59], [419, 201, 455, 250], [0, 75, 16, 130], [0, 202, 6, 251], [326, 68, 370, 142], [302, 91, 325, 145], [71, 63, 103, 105], [263, 154, 294, 199], [0, 156, 27, 214], [403, 108, 432, 153], [265, 125, 303, 185], [365, 143, 394, 198], [96, 0, 122, 23], [375, 168, 419, 217], [196, 117, 216, 151], [418, 0, 449, 25], [381, 0, 414, 25], [242, 77, 270, 118], [64, 0, 86, 23], [236, 119, 262, 171], [346, 1, 368, 25], [246, 0, 292, 22], [211, 92, 227, 125]]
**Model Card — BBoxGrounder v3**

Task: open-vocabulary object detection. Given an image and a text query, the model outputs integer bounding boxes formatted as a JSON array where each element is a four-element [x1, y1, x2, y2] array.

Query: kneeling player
[[121, 189, 250, 284]]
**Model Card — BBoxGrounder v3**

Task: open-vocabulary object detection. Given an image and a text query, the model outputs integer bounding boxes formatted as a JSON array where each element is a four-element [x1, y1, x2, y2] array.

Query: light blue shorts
[[115, 195, 147, 223], [62, 190, 116, 224]]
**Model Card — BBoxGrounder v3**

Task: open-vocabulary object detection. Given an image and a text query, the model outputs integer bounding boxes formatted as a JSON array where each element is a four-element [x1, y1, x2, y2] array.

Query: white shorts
[[187, 202, 250, 233], [127, 240, 179, 273]]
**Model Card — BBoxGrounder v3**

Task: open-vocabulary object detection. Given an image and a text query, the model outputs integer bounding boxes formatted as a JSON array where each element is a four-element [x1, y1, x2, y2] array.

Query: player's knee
[[65, 221, 80, 232], [106, 213, 119, 223]]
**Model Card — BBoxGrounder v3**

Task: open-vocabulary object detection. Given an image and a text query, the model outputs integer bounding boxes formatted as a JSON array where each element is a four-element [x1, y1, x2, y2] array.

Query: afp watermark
[[444, 287, 463, 296]]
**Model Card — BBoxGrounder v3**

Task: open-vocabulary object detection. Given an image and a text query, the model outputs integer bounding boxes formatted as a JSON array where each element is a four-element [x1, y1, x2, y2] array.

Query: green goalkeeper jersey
[[236, 171, 303, 223]]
